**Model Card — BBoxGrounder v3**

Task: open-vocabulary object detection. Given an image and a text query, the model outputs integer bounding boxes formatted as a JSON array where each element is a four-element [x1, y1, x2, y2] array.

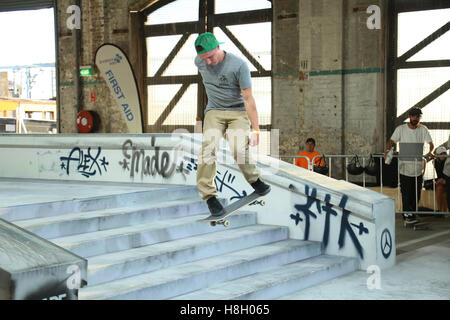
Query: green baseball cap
[[195, 32, 224, 54]]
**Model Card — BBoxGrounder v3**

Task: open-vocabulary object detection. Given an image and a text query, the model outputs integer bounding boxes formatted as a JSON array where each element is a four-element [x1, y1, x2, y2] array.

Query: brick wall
[[56, 0, 386, 160], [273, 0, 385, 177], [57, 0, 142, 133]]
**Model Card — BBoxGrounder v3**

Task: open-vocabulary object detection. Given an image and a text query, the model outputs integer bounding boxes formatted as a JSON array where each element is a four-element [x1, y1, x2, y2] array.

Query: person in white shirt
[[384, 107, 434, 223]]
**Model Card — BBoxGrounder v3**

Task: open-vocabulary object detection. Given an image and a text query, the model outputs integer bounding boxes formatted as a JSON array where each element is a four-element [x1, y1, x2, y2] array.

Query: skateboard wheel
[[210, 221, 216, 227], [223, 220, 230, 227], [260, 200, 265, 206]]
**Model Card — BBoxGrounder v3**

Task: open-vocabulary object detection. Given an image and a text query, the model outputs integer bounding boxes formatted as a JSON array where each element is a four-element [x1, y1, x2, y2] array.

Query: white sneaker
[[404, 215, 419, 224]]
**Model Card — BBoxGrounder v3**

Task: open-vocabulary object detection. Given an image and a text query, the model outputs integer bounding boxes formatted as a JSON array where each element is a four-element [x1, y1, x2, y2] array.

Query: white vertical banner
[[95, 44, 143, 133]]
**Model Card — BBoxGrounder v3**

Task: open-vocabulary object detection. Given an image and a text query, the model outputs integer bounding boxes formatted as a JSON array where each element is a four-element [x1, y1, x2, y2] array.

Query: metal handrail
[[274, 153, 450, 215]]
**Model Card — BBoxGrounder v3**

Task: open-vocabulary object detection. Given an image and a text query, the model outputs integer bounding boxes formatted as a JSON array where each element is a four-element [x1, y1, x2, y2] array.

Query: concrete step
[[173, 255, 359, 300], [88, 224, 289, 286], [1, 185, 200, 222], [78, 239, 322, 300], [51, 212, 257, 257], [14, 198, 211, 239]]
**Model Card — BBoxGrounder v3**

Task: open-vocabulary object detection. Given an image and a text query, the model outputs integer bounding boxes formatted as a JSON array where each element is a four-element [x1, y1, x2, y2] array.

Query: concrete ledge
[[0, 218, 87, 300], [0, 133, 396, 270]]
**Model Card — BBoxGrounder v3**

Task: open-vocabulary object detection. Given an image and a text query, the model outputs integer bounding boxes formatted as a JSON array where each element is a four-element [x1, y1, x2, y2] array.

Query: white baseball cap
[[435, 146, 447, 154]]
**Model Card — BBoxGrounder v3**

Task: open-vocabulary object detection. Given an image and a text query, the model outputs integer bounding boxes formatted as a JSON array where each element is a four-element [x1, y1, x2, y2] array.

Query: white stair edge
[[87, 224, 289, 285], [51, 212, 257, 257], [14, 198, 208, 238], [79, 239, 322, 300], [173, 255, 359, 300]]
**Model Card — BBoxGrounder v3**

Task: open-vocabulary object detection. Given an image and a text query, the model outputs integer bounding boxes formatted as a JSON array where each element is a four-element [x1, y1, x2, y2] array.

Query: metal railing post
[[397, 158, 401, 212], [271, 153, 450, 216], [379, 156, 383, 193], [433, 159, 436, 212], [362, 157, 366, 188]]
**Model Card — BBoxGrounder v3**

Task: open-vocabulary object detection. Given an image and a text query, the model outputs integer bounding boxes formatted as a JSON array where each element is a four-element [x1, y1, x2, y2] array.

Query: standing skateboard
[[198, 192, 266, 227], [403, 220, 430, 231], [413, 222, 430, 230]]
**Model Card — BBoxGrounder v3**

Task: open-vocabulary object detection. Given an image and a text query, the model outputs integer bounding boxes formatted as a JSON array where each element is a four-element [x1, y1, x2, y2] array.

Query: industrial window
[[143, 0, 272, 154], [0, 7, 57, 134], [388, 4, 450, 180]]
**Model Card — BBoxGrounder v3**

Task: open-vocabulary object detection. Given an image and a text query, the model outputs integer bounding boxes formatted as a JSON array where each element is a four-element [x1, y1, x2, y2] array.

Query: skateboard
[[198, 192, 266, 227], [403, 220, 430, 231], [413, 222, 430, 230]]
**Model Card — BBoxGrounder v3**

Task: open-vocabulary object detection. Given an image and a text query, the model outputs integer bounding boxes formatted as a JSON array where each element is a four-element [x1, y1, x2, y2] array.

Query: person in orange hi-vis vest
[[295, 138, 324, 169]]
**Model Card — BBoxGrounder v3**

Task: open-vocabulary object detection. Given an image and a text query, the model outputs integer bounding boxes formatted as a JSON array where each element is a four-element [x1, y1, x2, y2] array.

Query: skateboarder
[[194, 32, 271, 216]]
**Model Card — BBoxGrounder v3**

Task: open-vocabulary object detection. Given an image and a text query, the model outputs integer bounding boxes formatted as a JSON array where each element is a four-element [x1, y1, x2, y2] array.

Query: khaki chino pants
[[197, 110, 260, 200]]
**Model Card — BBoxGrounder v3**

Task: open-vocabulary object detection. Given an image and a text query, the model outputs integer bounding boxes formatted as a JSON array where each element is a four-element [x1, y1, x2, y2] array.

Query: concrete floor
[[281, 239, 450, 300], [281, 214, 450, 300], [1, 178, 449, 300]]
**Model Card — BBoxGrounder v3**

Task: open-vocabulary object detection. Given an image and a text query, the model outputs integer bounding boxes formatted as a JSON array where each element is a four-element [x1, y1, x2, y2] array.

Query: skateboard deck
[[403, 220, 430, 231], [413, 222, 430, 231], [198, 192, 266, 227]]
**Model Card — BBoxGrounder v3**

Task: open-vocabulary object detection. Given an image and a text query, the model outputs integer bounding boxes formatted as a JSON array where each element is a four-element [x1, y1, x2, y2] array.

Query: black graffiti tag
[[60, 147, 108, 178], [121, 137, 177, 179], [321, 194, 338, 248], [175, 161, 190, 180], [290, 188, 369, 260], [290, 212, 303, 226], [351, 222, 369, 235], [337, 195, 368, 259], [215, 170, 247, 201], [381, 228, 392, 259], [291, 185, 321, 241], [183, 157, 246, 200]]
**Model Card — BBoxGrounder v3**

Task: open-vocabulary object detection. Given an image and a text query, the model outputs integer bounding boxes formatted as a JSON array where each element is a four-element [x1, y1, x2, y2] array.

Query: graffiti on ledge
[[120, 137, 189, 180], [184, 157, 247, 200], [60, 147, 109, 178], [290, 185, 369, 259]]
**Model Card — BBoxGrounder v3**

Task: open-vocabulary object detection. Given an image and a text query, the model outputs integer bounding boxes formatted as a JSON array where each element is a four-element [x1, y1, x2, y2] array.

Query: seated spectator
[[295, 138, 324, 170], [434, 146, 448, 212]]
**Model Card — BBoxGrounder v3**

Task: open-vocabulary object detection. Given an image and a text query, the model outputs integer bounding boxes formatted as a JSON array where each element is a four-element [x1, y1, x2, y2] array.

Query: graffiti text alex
[[60, 147, 109, 178]]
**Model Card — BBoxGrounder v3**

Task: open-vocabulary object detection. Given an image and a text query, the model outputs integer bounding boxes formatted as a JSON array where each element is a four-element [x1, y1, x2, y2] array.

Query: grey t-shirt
[[195, 52, 252, 114]]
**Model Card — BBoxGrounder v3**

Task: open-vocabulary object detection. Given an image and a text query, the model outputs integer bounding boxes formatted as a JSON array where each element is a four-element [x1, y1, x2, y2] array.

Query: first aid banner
[[95, 44, 143, 133]]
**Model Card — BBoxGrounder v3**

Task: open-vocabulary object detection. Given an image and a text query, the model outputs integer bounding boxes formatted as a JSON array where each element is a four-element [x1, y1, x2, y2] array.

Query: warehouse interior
[[0, 0, 448, 301]]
